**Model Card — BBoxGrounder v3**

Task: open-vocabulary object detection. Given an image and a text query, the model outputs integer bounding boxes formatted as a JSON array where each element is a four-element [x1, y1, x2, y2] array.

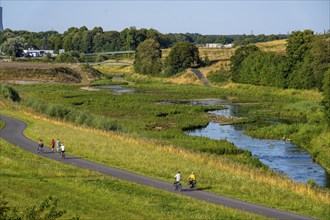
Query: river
[[181, 99, 329, 188]]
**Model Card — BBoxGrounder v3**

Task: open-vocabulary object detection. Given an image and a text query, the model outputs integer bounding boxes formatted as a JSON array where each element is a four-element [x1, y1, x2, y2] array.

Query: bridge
[[86, 50, 135, 56]]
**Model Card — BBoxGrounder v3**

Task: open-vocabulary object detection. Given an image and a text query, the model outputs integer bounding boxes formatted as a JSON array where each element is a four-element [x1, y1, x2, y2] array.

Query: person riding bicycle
[[188, 172, 196, 188], [174, 171, 182, 188]]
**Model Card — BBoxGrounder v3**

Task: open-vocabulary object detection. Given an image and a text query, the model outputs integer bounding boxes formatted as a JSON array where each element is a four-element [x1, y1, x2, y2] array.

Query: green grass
[[12, 81, 328, 168], [0, 139, 269, 220], [1, 106, 329, 219]]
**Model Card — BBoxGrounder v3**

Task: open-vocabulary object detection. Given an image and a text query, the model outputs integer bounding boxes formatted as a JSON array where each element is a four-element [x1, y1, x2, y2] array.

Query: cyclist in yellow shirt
[[188, 172, 196, 189]]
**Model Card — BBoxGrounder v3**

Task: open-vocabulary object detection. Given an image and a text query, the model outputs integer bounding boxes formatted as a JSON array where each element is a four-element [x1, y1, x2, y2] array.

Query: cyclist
[[188, 172, 196, 189], [38, 140, 44, 153], [174, 171, 182, 190]]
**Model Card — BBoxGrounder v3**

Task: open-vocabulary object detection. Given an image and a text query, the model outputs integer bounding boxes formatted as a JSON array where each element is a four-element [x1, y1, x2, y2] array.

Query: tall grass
[[23, 99, 120, 132], [0, 84, 21, 102]]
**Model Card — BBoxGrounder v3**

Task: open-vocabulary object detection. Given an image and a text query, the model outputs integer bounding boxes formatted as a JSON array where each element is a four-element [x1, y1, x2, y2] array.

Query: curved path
[[0, 114, 315, 220]]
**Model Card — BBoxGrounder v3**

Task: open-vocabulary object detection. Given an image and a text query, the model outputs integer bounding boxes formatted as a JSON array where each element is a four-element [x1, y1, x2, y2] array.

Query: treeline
[[190, 33, 288, 45], [0, 26, 287, 55], [231, 30, 329, 90], [230, 30, 330, 126]]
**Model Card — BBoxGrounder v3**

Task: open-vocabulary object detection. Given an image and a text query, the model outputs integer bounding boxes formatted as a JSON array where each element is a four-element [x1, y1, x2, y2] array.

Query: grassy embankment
[[1, 138, 268, 220], [1, 84, 330, 219]]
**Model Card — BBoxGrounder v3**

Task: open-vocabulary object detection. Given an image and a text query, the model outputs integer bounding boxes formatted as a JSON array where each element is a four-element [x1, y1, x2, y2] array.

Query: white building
[[205, 43, 233, 48], [206, 43, 223, 48], [23, 46, 65, 57]]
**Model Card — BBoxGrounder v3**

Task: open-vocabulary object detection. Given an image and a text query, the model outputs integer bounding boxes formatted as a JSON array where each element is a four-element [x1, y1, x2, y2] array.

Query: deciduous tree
[[134, 39, 162, 75], [164, 41, 200, 76]]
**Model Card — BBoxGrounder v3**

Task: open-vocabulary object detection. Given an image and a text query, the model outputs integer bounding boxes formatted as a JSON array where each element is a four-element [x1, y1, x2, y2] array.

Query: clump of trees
[[230, 30, 330, 126], [134, 40, 200, 76], [134, 39, 162, 75], [163, 42, 200, 76], [230, 30, 329, 91]]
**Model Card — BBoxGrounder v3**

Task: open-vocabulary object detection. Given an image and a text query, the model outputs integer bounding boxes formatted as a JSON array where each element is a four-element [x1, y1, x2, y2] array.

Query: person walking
[[56, 138, 61, 153], [38, 140, 44, 153], [50, 139, 55, 152], [60, 144, 65, 158]]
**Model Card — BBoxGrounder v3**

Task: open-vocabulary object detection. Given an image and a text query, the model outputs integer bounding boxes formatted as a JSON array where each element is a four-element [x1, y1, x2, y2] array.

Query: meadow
[[0, 139, 269, 219], [12, 75, 329, 170]]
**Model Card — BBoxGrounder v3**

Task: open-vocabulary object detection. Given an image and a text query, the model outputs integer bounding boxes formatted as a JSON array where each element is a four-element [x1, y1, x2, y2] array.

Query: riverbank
[[1, 103, 329, 219]]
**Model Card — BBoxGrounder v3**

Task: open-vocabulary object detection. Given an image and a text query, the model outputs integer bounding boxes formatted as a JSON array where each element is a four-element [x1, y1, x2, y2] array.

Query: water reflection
[[93, 85, 135, 95]]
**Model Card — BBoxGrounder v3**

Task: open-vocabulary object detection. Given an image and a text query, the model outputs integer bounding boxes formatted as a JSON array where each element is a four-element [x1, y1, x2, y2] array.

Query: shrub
[[0, 195, 68, 219], [207, 69, 230, 83], [0, 84, 21, 102]]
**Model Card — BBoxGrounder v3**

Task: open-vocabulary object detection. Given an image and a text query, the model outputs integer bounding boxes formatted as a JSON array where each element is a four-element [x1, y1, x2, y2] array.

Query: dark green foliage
[[322, 69, 330, 128], [231, 31, 328, 93], [230, 45, 260, 82], [164, 42, 200, 76], [207, 69, 230, 83], [0, 196, 68, 220], [55, 51, 80, 63], [286, 30, 314, 72], [238, 51, 287, 88], [0, 84, 21, 102], [0, 36, 26, 57], [23, 99, 121, 132], [134, 39, 162, 75]]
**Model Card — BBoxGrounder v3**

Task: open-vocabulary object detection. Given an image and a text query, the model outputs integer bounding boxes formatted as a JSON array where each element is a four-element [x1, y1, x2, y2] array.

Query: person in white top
[[174, 171, 182, 183], [60, 144, 65, 158]]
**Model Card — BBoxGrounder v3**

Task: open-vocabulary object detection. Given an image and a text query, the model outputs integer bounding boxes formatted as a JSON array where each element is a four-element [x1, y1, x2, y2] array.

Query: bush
[[0, 84, 21, 102], [0, 195, 68, 220], [207, 69, 230, 83]]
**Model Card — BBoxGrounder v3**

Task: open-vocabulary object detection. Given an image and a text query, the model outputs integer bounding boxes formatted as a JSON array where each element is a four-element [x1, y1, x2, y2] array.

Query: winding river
[[181, 99, 329, 188]]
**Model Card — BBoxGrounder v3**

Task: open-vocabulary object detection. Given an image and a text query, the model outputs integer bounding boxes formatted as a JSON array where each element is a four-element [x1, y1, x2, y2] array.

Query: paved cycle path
[[0, 114, 315, 220]]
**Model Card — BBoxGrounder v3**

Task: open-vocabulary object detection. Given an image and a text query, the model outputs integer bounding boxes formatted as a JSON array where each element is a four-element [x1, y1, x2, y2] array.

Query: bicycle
[[173, 181, 182, 191]]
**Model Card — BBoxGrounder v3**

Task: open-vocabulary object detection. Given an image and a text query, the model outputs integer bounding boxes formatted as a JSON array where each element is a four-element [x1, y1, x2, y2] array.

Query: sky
[[1, 0, 329, 35]]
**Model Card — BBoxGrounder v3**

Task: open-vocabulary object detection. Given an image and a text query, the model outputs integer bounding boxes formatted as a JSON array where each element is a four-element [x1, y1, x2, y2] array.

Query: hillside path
[[191, 68, 211, 87], [0, 114, 316, 220]]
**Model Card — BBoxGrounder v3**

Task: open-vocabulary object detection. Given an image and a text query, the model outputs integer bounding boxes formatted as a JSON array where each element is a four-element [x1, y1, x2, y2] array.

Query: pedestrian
[[60, 144, 65, 158], [50, 139, 55, 152], [56, 138, 61, 153], [38, 139, 44, 153]]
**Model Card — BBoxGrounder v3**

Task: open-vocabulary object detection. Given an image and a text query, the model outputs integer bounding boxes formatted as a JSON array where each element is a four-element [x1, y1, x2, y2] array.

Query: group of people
[[38, 138, 65, 157], [174, 171, 197, 189]]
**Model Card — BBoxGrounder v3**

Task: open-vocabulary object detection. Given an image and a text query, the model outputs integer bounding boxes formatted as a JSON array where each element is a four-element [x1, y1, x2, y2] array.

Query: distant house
[[206, 43, 223, 48], [23, 45, 65, 57], [205, 43, 233, 48]]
